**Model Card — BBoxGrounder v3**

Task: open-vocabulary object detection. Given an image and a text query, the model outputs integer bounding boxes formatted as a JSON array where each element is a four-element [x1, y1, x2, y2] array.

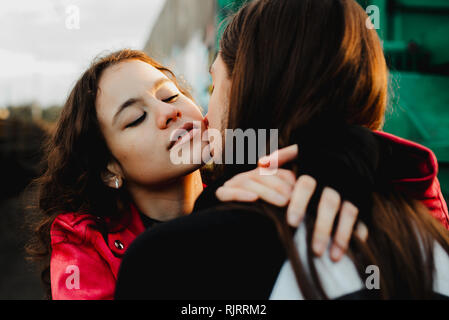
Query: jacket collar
[[374, 130, 439, 198], [106, 203, 146, 259]]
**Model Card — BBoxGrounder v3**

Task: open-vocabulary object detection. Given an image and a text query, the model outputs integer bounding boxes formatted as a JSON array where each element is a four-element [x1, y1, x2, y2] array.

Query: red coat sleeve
[[50, 215, 116, 300]]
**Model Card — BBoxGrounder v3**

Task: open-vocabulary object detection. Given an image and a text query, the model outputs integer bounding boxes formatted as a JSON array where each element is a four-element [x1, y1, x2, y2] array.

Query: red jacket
[[375, 131, 448, 228], [50, 203, 145, 300], [50, 132, 449, 300]]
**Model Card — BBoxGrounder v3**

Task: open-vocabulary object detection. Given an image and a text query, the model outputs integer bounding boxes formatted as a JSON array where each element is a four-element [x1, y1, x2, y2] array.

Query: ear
[[101, 160, 124, 189]]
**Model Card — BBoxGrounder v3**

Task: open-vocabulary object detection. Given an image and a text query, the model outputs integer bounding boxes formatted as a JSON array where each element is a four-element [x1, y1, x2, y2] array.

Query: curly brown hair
[[25, 49, 190, 298]]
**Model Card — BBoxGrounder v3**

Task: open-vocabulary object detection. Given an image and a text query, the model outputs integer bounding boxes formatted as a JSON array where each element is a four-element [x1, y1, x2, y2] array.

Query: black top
[[115, 173, 286, 299], [138, 211, 162, 229]]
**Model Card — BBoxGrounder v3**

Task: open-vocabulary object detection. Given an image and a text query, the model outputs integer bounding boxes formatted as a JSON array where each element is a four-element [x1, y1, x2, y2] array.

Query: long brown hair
[[220, 0, 449, 299], [26, 49, 189, 298]]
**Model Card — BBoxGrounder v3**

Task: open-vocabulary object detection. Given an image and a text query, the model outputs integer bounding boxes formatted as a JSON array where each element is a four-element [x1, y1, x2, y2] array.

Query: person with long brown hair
[[115, 0, 449, 299], [27, 48, 362, 299]]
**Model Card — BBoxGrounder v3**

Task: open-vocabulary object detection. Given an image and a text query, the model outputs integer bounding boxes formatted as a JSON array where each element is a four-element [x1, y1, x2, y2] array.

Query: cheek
[[207, 93, 221, 125], [118, 136, 202, 185], [114, 131, 168, 181], [208, 93, 228, 133], [209, 77, 231, 127]]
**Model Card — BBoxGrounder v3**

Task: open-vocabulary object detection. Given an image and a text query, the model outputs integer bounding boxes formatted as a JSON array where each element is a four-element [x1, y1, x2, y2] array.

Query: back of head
[[221, 0, 389, 146], [219, 0, 449, 299]]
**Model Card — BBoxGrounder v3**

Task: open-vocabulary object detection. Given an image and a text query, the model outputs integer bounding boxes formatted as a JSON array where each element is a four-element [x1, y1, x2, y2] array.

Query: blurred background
[[0, 0, 448, 299]]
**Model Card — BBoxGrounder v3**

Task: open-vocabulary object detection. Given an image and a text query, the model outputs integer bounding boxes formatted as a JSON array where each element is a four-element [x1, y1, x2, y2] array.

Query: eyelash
[[162, 94, 179, 103], [124, 94, 178, 129], [125, 112, 147, 128]]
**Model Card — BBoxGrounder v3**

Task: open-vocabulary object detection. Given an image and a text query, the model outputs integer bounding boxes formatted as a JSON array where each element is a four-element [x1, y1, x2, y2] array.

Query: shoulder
[[132, 204, 279, 251], [50, 212, 102, 246], [375, 131, 448, 228], [116, 203, 286, 299]]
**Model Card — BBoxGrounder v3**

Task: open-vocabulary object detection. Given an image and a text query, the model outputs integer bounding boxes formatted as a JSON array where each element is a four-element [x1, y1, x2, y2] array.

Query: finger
[[254, 167, 296, 187], [216, 187, 258, 202], [354, 221, 369, 242], [286, 175, 317, 227], [330, 201, 359, 262], [239, 179, 289, 207], [312, 187, 341, 256], [258, 144, 298, 168], [251, 172, 294, 199], [225, 168, 295, 195], [222, 169, 253, 188], [275, 169, 297, 187]]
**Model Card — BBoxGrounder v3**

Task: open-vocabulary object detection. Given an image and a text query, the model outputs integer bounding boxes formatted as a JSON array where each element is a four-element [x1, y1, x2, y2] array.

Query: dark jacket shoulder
[[115, 195, 286, 299]]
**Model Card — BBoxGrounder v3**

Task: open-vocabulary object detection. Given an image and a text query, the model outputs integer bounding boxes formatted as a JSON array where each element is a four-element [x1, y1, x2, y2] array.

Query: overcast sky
[[0, 0, 165, 107]]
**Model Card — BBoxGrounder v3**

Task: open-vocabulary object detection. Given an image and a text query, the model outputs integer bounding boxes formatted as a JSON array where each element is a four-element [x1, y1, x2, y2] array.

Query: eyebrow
[[112, 98, 143, 125], [112, 78, 172, 125]]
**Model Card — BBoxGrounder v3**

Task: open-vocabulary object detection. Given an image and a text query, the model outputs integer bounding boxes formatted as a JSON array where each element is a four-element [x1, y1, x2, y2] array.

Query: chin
[[139, 164, 202, 188], [174, 162, 203, 177]]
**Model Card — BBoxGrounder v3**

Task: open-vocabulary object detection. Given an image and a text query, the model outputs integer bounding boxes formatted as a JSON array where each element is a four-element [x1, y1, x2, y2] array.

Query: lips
[[168, 121, 200, 150]]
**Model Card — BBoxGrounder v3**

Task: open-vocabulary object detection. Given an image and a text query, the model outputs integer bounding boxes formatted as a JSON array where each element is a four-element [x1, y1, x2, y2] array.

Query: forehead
[[98, 59, 166, 96], [96, 60, 167, 110]]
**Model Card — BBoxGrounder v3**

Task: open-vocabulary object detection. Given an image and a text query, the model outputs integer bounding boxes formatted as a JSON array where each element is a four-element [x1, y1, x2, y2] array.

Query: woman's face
[[96, 59, 208, 187]]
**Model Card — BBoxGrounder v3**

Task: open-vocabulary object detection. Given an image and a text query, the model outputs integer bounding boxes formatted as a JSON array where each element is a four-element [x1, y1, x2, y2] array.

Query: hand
[[216, 144, 368, 262], [287, 181, 368, 261], [216, 145, 299, 206], [258, 148, 368, 261]]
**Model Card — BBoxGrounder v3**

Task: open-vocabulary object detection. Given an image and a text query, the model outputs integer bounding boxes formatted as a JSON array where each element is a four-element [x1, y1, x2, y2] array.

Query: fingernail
[[287, 211, 298, 227], [313, 240, 326, 256], [287, 210, 301, 226], [290, 144, 299, 153], [331, 245, 343, 261], [258, 157, 270, 167]]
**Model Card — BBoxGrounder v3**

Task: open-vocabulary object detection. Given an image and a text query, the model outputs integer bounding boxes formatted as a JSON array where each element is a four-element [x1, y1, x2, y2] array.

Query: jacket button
[[114, 240, 124, 250]]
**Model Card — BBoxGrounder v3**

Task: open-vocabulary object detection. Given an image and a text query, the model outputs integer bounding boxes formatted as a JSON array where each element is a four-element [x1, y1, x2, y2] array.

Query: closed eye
[[125, 112, 147, 128], [162, 94, 179, 103]]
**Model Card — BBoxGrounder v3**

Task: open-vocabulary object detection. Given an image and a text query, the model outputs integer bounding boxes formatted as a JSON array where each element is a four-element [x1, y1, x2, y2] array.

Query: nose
[[155, 103, 181, 129]]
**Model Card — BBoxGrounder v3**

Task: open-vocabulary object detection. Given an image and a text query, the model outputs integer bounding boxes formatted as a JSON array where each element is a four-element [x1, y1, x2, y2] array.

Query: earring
[[114, 177, 120, 189]]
